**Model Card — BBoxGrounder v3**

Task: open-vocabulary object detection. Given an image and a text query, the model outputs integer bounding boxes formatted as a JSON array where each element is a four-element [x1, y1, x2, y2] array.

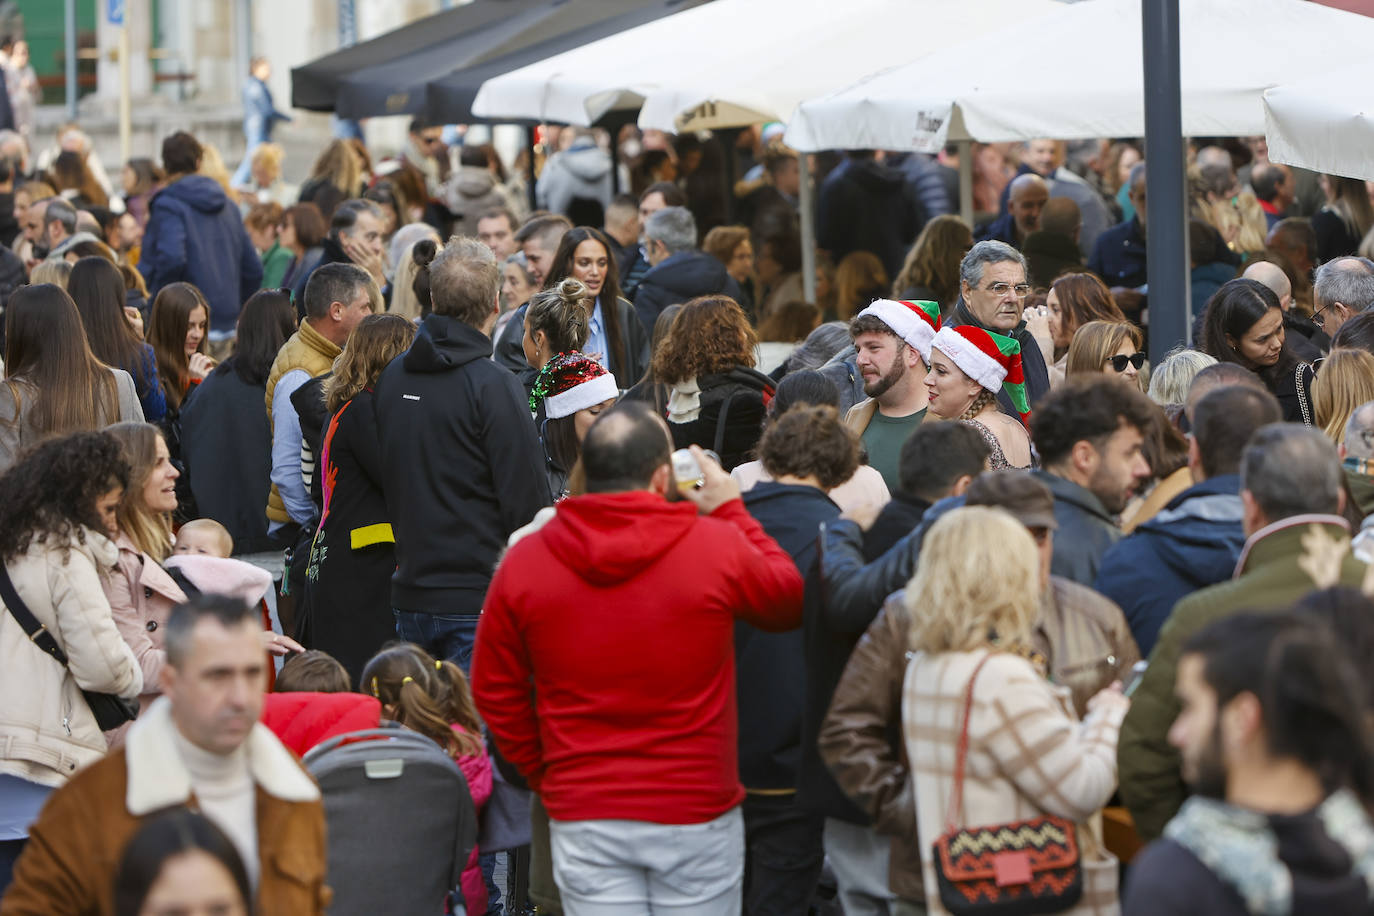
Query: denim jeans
[[393, 610, 480, 674]]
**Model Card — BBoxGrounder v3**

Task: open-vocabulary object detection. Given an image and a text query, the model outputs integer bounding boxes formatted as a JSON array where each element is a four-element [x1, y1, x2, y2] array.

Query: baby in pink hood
[[164, 519, 274, 607]]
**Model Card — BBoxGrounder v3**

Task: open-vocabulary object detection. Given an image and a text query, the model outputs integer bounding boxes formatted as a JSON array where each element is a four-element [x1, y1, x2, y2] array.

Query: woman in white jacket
[[0, 431, 142, 894]]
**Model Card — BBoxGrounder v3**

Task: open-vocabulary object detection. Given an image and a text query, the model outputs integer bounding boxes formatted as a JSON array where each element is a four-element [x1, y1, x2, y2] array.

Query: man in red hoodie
[[473, 402, 804, 914]]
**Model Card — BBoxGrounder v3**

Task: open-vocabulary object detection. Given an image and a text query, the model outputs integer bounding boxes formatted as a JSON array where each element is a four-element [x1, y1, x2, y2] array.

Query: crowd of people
[[1, 106, 1374, 916]]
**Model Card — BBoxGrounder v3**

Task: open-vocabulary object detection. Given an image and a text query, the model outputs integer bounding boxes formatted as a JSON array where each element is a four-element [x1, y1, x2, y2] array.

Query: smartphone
[[1124, 660, 1149, 697], [671, 449, 705, 493]]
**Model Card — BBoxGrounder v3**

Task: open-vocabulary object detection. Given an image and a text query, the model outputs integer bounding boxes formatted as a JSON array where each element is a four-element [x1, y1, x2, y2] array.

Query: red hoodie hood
[[260, 691, 382, 758], [538, 491, 701, 586]]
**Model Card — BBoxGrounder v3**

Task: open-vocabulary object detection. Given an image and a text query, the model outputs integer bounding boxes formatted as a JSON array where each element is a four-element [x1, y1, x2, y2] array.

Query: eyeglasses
[[982, 282, 1032, 298], [1106, 351, 1147, 373]]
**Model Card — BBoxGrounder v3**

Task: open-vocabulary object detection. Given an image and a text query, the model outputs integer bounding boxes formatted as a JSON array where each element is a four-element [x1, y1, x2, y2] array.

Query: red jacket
[[260, 691, 382, 758], [472, 492, 803, 824]]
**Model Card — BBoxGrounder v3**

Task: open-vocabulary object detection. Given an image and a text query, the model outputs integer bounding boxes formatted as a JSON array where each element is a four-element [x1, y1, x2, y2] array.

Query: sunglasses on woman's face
[[1107, 351, 1147, 373]]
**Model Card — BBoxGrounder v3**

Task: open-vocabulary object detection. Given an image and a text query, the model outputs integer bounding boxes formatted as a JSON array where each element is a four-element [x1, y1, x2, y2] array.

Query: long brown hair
[[50, 150, 109, 209], [1050, 272, 1126, 346], [3, 284, 117, 440], [891, 214, 973, 312], [147, 283, 209, 411], [68, 256, 147, 388], [361, 644, 484, 758], [543, 227, 629, 375], [834, 250, 889, 321], [104, 422, 173, 560], [324, 315, 417, 415], [652, 295, 758, 385]]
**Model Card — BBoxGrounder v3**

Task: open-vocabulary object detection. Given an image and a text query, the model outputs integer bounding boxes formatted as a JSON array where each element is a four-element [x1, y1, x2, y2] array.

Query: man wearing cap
[[813, 471, 1138, 910], [842, 299, 941, 493]]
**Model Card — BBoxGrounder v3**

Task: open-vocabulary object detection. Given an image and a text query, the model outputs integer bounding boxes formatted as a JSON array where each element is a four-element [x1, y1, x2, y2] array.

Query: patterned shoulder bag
[[932, 653, 1082, 914]]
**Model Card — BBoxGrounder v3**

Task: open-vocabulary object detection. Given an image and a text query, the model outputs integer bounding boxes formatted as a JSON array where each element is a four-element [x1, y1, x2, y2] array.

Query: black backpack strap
[[0, 562, 70, 667], [165, 565, 202, 598], [713, 389, 740, 457]]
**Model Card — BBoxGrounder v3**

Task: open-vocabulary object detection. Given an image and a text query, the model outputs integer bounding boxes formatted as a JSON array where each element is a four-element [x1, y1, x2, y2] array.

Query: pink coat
[[452, 724, 493, 916], [102, 533, 186, 742]]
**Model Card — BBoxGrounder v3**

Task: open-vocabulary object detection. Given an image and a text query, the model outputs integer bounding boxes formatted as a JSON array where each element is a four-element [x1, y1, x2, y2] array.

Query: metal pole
[[957, 138, 974, 229], [1142, 0, 1190, 359], [800, 152, 817, 303], [118, 24, 131, 162], [65, 0, 78, 120]]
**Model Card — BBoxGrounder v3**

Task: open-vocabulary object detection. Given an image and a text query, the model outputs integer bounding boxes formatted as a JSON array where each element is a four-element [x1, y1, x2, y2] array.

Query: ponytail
[[527, 277, 591, 355], [360, 644, 484, 758]]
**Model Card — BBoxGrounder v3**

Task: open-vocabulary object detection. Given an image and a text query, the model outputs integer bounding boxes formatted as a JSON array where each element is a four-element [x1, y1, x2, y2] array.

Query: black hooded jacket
[[632, 250, 745, 333], [374, 314, 551, 612]]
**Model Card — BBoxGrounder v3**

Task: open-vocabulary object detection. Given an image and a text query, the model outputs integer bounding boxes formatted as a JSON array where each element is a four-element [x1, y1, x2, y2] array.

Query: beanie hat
[[856, 299, 941, 362], [529, 352, 618, 418], [930, 325, 1030, 425]]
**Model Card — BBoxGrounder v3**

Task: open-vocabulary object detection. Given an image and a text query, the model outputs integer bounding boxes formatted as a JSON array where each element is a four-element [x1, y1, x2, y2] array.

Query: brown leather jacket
[[1, 701, 329, 916], [818, 576, 1139, 900]]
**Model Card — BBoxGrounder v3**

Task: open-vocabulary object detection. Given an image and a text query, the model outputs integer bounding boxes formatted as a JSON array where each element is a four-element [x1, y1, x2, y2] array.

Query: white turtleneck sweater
[[171, 728, 259, 888]]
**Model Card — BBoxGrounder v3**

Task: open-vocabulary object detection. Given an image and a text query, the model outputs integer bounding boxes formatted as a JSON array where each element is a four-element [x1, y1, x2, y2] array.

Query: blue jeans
[[393, 610, 480, 674]]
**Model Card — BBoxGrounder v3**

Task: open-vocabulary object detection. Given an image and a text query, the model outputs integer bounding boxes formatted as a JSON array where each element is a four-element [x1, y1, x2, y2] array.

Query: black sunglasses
[[1107, 351, 1146, 373]]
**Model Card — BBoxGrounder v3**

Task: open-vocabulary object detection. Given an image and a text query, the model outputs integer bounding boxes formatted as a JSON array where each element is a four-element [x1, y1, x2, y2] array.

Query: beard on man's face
[[863, 355, 905, 399], [1182, 720, 1228, 801]]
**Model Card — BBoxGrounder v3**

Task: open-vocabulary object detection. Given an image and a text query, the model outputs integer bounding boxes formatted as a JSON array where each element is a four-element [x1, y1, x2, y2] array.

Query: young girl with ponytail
[[361, 643, 492, 914]]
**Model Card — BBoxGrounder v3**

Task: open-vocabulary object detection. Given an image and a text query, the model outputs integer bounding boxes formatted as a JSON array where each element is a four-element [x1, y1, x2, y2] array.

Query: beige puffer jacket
[[0, 529, 142, 788]]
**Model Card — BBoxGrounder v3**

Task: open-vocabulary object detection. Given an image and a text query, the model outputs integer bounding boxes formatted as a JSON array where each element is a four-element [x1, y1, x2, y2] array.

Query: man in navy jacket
[[1094, 383, 1281, 654]]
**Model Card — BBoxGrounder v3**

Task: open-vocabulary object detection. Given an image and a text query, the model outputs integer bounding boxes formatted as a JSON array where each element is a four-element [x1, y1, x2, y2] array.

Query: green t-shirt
[[861, 408, 927, 493]]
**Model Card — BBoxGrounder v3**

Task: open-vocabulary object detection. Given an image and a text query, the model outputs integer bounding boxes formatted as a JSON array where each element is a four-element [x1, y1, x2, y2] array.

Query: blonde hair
[[1314, 348, 1374, 444], [176, 518, 233, 557], [906, 506, 1039, 655], [196, 144, 234, 195], [1065, 320, 1142, 379], [250, 143, 284, 174], [29, 259, 72, 288], [325, 314, 418, 415], [104, 422, 173, 560]]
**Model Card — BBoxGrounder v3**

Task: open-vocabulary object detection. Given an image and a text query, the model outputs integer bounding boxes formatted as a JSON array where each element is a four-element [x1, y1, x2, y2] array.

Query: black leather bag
[[0, 563, 139, 731]]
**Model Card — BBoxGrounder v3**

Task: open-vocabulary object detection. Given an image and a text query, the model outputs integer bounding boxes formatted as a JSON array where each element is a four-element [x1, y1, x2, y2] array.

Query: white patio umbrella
[[472, 0, 1064, 129], [785, 0, 1374, 153], [1265, 70, 1374, 180]]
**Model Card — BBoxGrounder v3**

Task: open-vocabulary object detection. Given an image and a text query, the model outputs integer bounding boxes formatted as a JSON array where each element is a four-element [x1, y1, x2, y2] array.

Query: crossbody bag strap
[[944, 651, 995, 835], [0, 561, 71, 667], [1296, 363, 1313, 427]]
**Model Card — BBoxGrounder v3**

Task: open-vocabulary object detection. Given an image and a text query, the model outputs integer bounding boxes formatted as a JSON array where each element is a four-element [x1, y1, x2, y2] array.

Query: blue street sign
[[108, 0, 124, 26]]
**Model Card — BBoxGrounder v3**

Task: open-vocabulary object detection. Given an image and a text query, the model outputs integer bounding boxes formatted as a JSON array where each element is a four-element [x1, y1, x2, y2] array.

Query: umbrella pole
[[958, 139, 974, 229], [800, 152, 817, 303], [1142, 0, 1190, 357]]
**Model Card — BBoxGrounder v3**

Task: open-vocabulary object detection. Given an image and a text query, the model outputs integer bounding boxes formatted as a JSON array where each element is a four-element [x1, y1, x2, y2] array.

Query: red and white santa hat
[[530, 352, 619, 419], [929, 324, 1031, 425], [856, 299, 942, 362]]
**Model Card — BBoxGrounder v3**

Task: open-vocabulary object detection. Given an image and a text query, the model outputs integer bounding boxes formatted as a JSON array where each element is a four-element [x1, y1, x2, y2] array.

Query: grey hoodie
[[536, 140, 613, 218]]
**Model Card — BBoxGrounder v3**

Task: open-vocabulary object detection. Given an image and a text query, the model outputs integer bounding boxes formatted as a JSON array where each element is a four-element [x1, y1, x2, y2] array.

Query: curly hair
[[652, 295, 758, 385], [0, 431, 129, 562], [759, 404, 859, 489], [1030, 375, 1157, 468], [891, 214, 973, 312], [324, 315, 417, 415]]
